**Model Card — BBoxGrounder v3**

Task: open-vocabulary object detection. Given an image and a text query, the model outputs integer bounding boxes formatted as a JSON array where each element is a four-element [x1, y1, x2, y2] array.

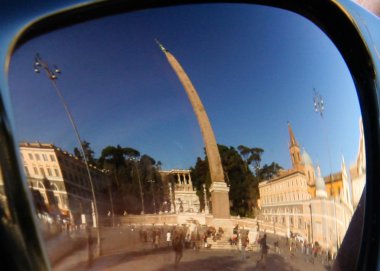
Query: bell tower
[[288, 122, 302, 171]]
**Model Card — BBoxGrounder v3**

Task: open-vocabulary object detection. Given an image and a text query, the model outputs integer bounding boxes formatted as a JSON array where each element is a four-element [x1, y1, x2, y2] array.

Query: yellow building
[[258, 123, 353, 250], [20, 141, 110, 225]]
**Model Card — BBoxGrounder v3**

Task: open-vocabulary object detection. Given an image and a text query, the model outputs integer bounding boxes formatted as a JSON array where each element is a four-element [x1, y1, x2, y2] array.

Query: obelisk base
[[210, 181, 230, 218]]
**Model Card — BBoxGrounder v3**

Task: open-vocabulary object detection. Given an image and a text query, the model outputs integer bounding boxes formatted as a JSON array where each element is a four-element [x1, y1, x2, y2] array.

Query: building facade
[[350, 119, 366, 208], [258, 123, 354, 250], [159, 169, 200, 213], [20, 142, 110, 225]]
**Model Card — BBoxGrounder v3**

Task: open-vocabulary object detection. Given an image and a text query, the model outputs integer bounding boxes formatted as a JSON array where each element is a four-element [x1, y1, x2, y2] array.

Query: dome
[[301, 149, 313, 166], [315, 165, 327, 198]]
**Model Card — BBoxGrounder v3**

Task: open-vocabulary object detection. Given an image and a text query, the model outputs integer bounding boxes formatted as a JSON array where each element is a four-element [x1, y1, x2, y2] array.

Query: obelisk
[[156, 40, 230, 218]]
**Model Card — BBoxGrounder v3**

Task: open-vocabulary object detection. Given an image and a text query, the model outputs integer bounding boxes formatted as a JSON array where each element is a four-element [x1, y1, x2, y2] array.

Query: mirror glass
[[7, 3, 364, 270]]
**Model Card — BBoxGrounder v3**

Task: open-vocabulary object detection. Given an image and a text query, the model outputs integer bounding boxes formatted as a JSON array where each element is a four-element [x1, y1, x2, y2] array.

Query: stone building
[[258, 123, 354, 250], [350, 118, 366, 208], [19, 142, 110, 225], [159, 169, 200, 213]]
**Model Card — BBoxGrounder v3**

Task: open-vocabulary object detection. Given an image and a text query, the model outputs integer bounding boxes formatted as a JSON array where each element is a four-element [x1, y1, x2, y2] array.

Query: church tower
[[288, 122, 302, 171]]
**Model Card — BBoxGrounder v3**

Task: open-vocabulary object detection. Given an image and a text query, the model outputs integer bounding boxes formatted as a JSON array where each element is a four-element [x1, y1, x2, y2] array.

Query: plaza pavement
[[53, 227, 331, 271]]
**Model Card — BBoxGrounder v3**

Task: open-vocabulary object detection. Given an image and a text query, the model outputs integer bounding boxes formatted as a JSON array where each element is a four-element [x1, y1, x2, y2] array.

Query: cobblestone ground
[[55, 247, 331, 271], [53, 227, 331, 271]]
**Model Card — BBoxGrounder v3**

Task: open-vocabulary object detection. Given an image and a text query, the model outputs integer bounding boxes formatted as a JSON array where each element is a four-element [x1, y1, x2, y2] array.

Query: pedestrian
[[240, 233, 248, 260], [203, 232, 208, 248], [86, 225, 93, 267], [257, 234, 268, 269], [274, 239, 280, 254], [154, 232, 160, 248], [195, 232, 201, 251], [166, 230, 172, 247], [172, 229, 184, 269], [312, 242, 319, 263]]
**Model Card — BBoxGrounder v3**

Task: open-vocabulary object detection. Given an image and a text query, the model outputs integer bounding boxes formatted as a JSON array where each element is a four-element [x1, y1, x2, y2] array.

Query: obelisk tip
[[155, 38, 167, 52]]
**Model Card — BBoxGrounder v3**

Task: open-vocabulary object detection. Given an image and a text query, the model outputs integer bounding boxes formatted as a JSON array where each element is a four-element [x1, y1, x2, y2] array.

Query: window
[[39, 168, 45, 176], [54, 169, 60, 177], [33, 167, 38, 175], [28, 153, 33, 160], [42, 154, 48, 161], [24, 167, 30, 176], [37, 181, 44, 189], [35, 154, 40, 161], [47, 168, 52, 176]]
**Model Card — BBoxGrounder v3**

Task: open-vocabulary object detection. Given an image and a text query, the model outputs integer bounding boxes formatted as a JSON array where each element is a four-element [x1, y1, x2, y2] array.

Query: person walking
[[172, 229, 184, 269], [166, 230, 172, 247], [274, 239, 280, 254], [241, 233, 248, 260], [257, 234, 268, 269], [154, 231, 160, 248]]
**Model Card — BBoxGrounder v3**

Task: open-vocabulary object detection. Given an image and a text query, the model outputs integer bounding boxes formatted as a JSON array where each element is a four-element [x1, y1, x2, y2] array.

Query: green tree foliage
[[219, 145, 251, 217], [190, 157, 211, 211], [259, 162, 283, 181], [238, 145, 264, 175], [73, 140, 96, 165], [97, 145, 163, 215], [191, 144, 282, 218]]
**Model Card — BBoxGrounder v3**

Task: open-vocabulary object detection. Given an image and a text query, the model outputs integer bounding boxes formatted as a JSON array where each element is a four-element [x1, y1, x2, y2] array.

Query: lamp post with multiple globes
[[33, 54, 102, 256]]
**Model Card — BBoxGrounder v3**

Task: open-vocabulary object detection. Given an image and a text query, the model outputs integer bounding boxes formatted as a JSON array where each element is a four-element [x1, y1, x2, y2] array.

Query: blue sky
[[8, 4, 361, 175]]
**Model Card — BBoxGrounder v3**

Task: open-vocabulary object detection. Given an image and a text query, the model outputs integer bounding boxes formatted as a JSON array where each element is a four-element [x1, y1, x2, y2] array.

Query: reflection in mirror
[[8, 3, 364, 270]]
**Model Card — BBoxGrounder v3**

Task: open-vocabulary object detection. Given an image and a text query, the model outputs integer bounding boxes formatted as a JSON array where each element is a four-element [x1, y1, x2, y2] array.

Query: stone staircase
[[207, 236, 237, 250], [207, 236, 260, 251]]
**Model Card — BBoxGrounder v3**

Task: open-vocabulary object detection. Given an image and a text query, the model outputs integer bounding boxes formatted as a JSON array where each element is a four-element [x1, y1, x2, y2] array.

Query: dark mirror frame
[[1, 1, 379, 270]]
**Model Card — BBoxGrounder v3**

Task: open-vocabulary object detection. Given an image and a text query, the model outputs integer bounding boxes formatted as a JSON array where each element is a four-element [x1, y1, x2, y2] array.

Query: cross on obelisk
[[156, 39, 230, 218]]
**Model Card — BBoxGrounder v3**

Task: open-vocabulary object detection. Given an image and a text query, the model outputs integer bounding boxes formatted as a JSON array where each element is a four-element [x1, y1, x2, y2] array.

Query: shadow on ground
[[61, 246, 331, 271]]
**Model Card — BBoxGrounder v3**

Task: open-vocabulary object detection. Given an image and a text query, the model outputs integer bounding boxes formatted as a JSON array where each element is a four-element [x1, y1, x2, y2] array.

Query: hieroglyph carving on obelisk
[[156, 40, 230, 218]]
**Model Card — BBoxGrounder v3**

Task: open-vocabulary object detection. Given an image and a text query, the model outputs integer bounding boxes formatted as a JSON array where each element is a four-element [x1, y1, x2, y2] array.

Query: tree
[[238, 145, 251, 160], [259, 162, 283, 181], [156, 161, 162, 170], [191, 144, 281, 218], [99, 145, 140, 170], [73, 140, 96, 165], [98, 145, 141, 214], [190, 157, 211, 211], [247, 147, 264, 176], [238, 145, 264, 176], [218, 145, 251, 216]]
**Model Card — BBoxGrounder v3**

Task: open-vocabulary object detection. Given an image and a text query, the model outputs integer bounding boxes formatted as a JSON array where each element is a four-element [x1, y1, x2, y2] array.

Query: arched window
[[51, 183, 59, 191], [37, 181, 45, 189]]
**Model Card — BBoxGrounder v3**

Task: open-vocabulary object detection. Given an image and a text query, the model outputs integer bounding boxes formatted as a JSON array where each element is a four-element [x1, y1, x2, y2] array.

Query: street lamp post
[[313, 88, 324, 118], [313, 88, 338, 250], [33, 54, 102, 256], [105, 170, 115, 227], [309, 203, 314, 244]]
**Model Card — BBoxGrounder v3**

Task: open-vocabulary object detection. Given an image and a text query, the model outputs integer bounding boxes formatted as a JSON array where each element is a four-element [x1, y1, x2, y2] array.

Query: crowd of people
[[128, 223, 336, 269], [260, 232, 337, 268], [227, 225, 337, 269]]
